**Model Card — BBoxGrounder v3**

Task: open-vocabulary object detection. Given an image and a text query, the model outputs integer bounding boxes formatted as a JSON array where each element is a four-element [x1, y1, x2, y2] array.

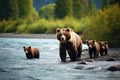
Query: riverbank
[[0, 33, 56, 39], [82, 48, 120, 61], [76, 48, 120, 71]]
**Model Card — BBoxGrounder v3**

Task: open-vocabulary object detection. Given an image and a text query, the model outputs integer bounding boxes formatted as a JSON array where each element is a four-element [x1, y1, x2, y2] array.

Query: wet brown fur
[[86, 40, 100, 58], [23, 46, 40, 59], [99, 41, 109, 56], [56, 28, 82, 62]]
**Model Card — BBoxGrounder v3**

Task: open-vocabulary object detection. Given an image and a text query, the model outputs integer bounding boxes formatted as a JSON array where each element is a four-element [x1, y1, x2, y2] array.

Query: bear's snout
[[61, 35, 66, 41], [25, 50, 28, 54], [61, 37, 64, 40], [89, 45, 92, 48], [102, 46, 105, 49]]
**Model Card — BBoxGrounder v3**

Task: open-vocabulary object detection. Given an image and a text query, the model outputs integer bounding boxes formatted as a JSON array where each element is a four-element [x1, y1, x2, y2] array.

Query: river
[[0, 38, 120, 80]]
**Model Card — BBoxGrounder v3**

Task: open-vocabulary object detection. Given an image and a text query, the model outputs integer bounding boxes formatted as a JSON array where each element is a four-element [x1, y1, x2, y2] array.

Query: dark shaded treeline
[[0, 0, 36, 20], [0, 0, 119, 20]]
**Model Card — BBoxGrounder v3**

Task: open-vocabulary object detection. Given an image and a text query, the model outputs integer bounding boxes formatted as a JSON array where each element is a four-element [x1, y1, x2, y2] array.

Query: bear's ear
[[86, 40, 88, 43], [66, 27, 73, 32], [23, 46, 25, 48], [29, 46, 31, 48], [66, 28, 71, 32], [93, 40, 95, 43], [105, 41, 108, 44], [56, 28, 60, 32], [98, 41, 101, 44]]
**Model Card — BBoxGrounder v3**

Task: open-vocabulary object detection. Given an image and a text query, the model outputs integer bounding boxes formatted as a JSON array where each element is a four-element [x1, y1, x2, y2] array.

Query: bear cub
[[86, 40, 100, 58], [23, 46, 40, 59], [56, 27, 82, 62], [99, 41, 109, 56]]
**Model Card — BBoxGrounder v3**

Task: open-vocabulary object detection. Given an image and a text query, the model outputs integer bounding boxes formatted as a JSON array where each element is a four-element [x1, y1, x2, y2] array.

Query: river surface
[[0, 38, 120, 80]]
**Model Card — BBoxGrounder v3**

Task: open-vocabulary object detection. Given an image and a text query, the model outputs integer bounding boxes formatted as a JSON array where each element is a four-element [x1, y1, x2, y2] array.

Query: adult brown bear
[[23, 46, 40, 59], [99, 41, 109, 56], [56, 27, 82, 62], [86, 40, 100, 58]]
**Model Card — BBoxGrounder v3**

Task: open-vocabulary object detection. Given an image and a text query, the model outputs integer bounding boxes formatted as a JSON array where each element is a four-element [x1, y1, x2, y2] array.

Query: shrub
[[82, 4, 120, 47], [25, 22, 47, 34], [3, 20, 18, 33], [0, 21, 6, 33], [16, 24, 27, 33]]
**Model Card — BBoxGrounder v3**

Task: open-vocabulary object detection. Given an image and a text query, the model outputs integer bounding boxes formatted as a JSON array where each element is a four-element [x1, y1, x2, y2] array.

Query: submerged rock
[[74, 66, 84, 69], [106, 58, 116, 61], [107, 65, 120, 71], [86, 59, 94, 62], [78, 61, 87, 65]]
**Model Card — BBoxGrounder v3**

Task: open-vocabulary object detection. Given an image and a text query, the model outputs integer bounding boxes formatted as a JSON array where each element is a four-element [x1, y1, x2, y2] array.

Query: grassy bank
[[0, 17, 90, 34]]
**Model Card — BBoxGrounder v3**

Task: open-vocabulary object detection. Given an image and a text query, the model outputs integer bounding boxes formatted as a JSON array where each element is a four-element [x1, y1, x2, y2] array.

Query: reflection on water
[[0, 38, 119, 80]]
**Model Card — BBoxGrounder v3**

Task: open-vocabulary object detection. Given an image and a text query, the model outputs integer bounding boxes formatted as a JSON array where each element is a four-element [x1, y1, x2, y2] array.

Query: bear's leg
[[93, 49, 97, 58], [26, 54, 33, 59], [37, 53, 40, 59], [68, 51, 76, 61], [68, 48, 77, 61], [105, 49, 108, 55], [60, 46, 66, 62], [34, 53, 39, 59], [100, 49, 103, 56], [96, 53, 99, 58], [89, 49, 92, 58], [77, 46, 82, 59]]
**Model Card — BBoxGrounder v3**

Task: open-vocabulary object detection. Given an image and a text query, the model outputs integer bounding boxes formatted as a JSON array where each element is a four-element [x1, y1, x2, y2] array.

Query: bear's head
[[56, 28, 73, 43], [99, 41, 108, 49], [23, 46, 32, 54], [86, 40, 96, 49]]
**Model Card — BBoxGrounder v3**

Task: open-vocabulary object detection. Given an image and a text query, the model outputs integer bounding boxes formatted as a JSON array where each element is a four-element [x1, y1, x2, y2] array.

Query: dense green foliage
[[88, 0, 97, 15], [83, 4, 120, 47], [55, 0, 96, 19], [18, 0, 32, 18], [0, 0, 38, 20], [0, 0, 19, 20], [101, 0, 110, 9], [55, 0, 73, 18], [72, 0, 84, 18], [39, 3, 55, 19]]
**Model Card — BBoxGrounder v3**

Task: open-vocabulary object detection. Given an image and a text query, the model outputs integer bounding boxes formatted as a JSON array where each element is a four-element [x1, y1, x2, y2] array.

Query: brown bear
[[23, 46, 40, 59], [99, 41, 109, 56], [56, 27, 82, 62], [86, 40, 100, 58]]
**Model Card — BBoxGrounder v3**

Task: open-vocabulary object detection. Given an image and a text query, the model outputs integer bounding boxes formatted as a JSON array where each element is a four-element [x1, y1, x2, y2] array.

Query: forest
[[0, 0, 120, 47]]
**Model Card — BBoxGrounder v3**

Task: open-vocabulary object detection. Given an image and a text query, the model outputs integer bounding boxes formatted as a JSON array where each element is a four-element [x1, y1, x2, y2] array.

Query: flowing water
[[0, 38, 120, 80]]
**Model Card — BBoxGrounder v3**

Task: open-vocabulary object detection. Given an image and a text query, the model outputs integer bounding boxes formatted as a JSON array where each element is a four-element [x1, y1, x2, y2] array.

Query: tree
[[55, 0, 73, 19], [39, 3, 55, 19], [88, 0, 97, 15], [0, 0, 19, 20], [111, 0, 120, 6], [72, 0, 84, 19], [18, 0, 33, 18], [8, 0, 19, 19], [102, 0, 110, 9]]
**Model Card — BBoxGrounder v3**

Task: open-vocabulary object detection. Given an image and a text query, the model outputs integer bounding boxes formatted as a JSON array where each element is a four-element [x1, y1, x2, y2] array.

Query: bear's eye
[[66, 29, 70, 32], [56, 29, 60, 32], [23, 46, 25, 48], [105, 41, 108, 44]]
